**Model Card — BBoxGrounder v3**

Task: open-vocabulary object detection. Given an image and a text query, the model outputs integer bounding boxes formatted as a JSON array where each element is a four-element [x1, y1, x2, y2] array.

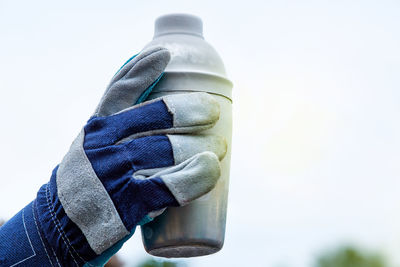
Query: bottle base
[[146, 244, 221, 258]]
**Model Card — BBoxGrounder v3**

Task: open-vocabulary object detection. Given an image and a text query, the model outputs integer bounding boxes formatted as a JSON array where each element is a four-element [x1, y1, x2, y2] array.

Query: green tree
[[315, 246, 386, 267]]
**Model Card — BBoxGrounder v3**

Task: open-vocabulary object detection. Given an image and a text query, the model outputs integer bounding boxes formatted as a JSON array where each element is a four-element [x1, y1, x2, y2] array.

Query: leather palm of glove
[[34, 47, 227, 266]]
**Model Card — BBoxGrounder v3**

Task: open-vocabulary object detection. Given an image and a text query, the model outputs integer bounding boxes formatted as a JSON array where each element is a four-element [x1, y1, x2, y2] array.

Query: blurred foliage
[[134, 258, 185, 267], [315, 246, 386, 267]]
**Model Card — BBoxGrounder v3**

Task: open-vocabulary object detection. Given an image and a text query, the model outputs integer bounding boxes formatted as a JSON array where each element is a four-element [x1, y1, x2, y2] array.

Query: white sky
[[1, 1, 400, 266]]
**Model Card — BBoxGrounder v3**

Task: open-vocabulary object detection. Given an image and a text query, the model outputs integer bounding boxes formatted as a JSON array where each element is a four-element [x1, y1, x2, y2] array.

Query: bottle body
[[140, 14, 232, 258]]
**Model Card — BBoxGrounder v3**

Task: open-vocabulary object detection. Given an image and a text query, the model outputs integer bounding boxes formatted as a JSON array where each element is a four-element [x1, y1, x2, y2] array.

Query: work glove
[[0, 47, 226, 267]]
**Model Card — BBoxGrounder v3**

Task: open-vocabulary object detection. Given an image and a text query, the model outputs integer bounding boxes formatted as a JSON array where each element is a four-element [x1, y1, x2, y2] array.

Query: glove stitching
[[45, 184, 80, 266], [32, 201, 58, 267], [121, 144, 137, 174], [45, 183, 90, 267]]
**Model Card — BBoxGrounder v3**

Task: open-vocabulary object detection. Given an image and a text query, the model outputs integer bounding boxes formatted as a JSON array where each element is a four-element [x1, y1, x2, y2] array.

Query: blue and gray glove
[[0, 47, 226, 267]]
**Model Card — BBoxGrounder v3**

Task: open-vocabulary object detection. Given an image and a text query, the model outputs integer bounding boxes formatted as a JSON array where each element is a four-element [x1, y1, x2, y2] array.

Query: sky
[[1, 0, 400, 266]]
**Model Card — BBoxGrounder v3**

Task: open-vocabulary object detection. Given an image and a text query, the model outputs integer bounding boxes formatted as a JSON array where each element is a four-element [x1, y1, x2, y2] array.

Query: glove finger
[[131, 134, 227, 179], [121, 134, 226, 172], [105, 152, 221, 230], [147, 151, 221, 206], [168, 134, 227, 163], [84, 148, 220, 231], [94, 46, 170, 117], [84, 92, 220, 149], [116, 92, 221, 142]]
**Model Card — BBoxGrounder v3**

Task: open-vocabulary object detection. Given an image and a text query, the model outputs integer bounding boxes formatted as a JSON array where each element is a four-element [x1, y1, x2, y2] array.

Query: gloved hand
[[0, 47, 226, 267]]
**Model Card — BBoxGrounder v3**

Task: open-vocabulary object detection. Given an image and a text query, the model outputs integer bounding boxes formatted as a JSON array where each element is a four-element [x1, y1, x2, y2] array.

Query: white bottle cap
[[154, 14, 203, 38]]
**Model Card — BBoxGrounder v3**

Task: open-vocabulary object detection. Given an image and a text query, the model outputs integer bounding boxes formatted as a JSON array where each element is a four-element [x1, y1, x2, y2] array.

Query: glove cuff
[[35, 167, 97, 266]]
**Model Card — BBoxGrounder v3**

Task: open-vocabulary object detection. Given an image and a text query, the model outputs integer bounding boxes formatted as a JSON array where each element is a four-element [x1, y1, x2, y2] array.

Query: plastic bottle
[[140, 13, 233, 258]]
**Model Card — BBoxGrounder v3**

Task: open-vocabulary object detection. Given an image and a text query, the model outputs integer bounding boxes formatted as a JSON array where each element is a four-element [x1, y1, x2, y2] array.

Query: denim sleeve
[[0, 200, 61, 267], [0, 174, 134, 267]]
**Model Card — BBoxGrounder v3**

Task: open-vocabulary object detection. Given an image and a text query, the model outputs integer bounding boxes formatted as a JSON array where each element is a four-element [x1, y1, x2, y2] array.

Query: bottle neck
[[154, 14, 203, 38]]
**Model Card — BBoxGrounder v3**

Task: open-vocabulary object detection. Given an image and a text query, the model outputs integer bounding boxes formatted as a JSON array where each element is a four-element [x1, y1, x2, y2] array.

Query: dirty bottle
[[141, 13, 233, 258]]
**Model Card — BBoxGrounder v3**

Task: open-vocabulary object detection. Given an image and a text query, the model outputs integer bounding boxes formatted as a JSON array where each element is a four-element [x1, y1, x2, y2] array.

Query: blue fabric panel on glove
[[138, 177, 179, 210], [35, 167, 97, 265], [125, 135, 175, 171], [112, 175, 179, 230], [86, 135, 175, 176], [0, 201, 59, 267], [85, 135, 178, 230], [84, 100, 173, 149]]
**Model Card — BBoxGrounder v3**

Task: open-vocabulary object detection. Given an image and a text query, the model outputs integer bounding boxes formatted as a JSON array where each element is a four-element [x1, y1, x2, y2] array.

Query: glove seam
[[46, 183, 93, 267], [32, 200, 59, 267], [165, 182, 186, 206], [162, 98, 175, 128], [121, 144, 138, 173]]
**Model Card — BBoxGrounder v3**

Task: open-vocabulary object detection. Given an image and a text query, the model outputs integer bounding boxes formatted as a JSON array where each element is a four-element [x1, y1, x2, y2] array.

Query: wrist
[[35, 167, 97, 266]]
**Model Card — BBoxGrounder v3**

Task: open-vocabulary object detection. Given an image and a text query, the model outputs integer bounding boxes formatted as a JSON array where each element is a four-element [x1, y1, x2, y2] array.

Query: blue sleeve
[[0, 174, 115, 267], [0, 175, 146, 267], [0, 201, 61, 267]]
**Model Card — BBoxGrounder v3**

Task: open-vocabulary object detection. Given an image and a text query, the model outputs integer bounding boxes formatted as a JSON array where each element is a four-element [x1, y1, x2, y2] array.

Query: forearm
[[0, 170, 121, 267], [0, 170, 93, 267]]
